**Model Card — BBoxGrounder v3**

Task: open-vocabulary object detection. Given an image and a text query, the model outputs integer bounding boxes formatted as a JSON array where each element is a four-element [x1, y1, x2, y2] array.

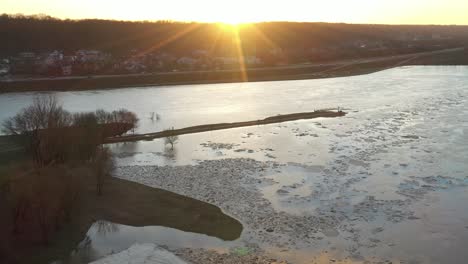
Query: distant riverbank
[[0, 48, 466, 93]]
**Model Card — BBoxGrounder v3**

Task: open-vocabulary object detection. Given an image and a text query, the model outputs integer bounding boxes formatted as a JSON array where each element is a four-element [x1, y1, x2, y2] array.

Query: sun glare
[[217, 22, 242, 31], [221, 18, 243, 26]]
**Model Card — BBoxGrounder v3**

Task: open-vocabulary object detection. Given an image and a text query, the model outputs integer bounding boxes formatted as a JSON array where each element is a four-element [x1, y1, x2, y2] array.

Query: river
[[1, 66, 468, 263]]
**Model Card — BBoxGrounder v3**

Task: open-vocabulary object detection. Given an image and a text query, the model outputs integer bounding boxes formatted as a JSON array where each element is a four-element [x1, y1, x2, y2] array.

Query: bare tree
[[163, 128, 179, 150], [93, 147, 114, 196], [1, 95, 72, 135], [2, 99, 139, 166], [1, 95, 74, 166], [6, 165, 82, 245]]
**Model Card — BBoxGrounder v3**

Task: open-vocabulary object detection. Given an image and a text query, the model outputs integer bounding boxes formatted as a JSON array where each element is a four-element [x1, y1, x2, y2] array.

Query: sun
[[221, 17, 245, 26], [217, 21, 251, 32], [218, 22, 241, 31]]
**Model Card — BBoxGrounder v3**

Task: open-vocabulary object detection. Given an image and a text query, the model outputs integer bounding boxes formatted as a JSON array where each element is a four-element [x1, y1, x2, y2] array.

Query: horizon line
[[2, 13, 468, 27]]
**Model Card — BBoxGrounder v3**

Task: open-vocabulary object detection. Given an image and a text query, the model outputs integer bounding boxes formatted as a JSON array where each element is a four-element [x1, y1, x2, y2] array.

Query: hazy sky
[[2, 0, 468, 25]]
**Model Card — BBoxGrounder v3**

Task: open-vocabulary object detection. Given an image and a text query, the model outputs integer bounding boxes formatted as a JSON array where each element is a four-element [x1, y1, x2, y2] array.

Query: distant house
[[244, 56, 262, 65], [10, 52, 41, 74], [192, 49, 209, 58], [0, 65, 9, 76], [155, 52, 176, 62], [177, 57, 197, 65], [76, 50, 108, 62], [215, 57, 238, 65], [0, 59, 10, 75], [44, 50, 64, 66], [214, 56, 262, 66], [268, 48, 284, 57], [124, 62, 146, 73], [176, 57, 198, 70], [18, 52, 36, 59], [61, 65, 72, 76]]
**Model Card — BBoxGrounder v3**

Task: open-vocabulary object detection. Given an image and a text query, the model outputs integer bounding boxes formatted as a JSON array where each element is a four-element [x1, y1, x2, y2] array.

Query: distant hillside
[[1, 14, 468, 60]]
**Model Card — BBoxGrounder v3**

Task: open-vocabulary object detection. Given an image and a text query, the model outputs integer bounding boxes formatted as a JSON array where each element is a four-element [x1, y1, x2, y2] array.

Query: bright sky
[[2, 0, 468, 25]]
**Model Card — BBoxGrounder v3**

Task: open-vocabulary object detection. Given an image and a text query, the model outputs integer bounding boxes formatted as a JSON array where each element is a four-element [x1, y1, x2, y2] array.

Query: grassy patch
[[0, 135, 27, 186], [19, 175, 242, 264]]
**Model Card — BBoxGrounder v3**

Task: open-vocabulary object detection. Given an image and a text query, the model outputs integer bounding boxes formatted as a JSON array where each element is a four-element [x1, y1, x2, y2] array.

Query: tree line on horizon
[[1, 13, 468, 60]]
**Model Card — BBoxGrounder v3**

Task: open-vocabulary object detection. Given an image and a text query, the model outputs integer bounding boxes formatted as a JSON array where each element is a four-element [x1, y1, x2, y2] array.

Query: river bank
[[1, 48, 466, 93], [3, 173, 241, 264], [0, 138, 241, 264]]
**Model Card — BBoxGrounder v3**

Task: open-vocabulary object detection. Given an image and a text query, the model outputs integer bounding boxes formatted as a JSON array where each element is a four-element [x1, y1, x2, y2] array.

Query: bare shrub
[[115, 109, 139, 127], [72, 112, 99, 127], [0, 186, 13, 263], [93, 108, 139, 133], [6, 164, 83, 244], [163, 128, 179, 150]]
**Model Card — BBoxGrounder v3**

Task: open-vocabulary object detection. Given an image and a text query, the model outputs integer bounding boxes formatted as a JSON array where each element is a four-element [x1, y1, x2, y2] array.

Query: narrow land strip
[[104, 110, 347, 144]]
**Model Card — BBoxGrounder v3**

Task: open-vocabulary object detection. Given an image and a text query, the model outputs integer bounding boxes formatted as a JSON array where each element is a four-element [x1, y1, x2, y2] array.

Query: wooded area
[[1, 14, 468, 59]]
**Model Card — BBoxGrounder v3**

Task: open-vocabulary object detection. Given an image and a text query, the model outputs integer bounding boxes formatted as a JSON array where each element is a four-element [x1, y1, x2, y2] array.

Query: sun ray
[[250, 24, 278, 51], [207, 27, 223, 56], [134, 23, 201, 57], [231, 26, 248, 82]]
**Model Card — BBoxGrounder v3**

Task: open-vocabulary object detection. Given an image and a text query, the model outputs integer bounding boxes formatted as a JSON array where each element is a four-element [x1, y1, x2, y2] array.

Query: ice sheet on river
[[90, 244, 187, 264]]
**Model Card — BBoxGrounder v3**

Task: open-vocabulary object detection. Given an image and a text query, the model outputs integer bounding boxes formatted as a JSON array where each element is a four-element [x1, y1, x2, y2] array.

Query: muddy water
[[2, 66, 468, 263]]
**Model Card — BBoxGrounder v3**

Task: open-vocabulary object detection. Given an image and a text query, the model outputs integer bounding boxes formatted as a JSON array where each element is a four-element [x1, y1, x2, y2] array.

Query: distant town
[[0, 49, 264, 78], [0, 35, 460, 79], [1, 15, 467, 79]]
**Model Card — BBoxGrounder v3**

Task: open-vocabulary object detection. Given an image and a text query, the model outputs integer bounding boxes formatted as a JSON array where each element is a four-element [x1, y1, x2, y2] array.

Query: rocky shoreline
[[115, 154, 468, 264], [115, 159, 332, 263], [116, 159, 335, 248]]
